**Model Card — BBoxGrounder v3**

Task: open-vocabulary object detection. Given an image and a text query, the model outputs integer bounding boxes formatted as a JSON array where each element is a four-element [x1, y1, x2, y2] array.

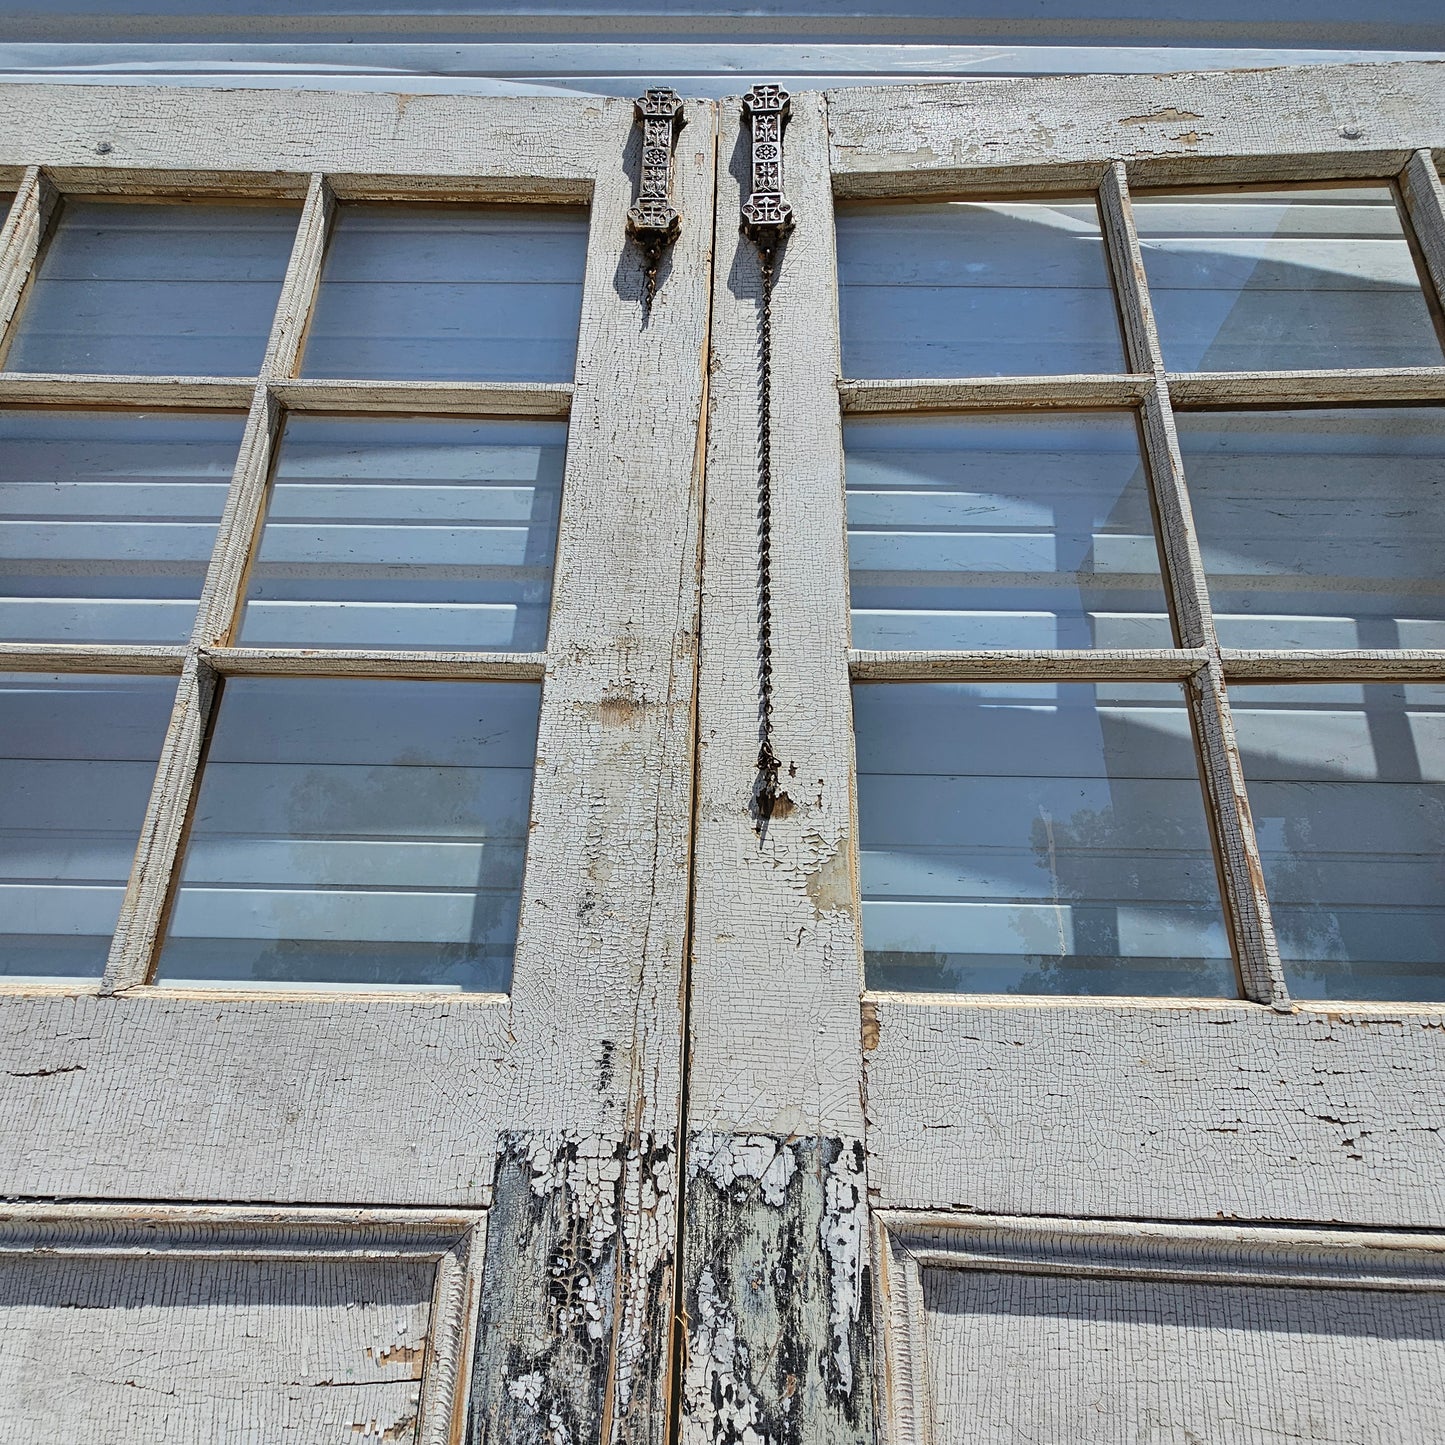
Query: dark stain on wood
[[467, 1130, 676, 1445], [680, 1134, 875, 1444]]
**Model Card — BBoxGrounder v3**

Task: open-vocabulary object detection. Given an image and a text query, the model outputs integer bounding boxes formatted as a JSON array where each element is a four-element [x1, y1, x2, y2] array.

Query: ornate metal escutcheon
[[627, 85, 685, 290], [741, 82, 795, 252]]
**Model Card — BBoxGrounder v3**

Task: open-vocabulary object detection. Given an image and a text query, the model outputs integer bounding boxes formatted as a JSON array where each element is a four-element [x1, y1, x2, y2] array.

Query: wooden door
[[685, 61, 1445, 1445], [0, 83, 711, 1443]]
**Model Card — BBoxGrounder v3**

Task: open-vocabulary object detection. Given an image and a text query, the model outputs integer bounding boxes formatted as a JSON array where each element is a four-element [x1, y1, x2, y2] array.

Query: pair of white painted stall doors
[[1, 61, 1445, 1445]]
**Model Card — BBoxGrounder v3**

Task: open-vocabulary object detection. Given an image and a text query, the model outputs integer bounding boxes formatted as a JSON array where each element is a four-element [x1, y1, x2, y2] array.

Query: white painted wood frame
[[675, 61, 1445, 1438], [0, 81, 713, 1440]]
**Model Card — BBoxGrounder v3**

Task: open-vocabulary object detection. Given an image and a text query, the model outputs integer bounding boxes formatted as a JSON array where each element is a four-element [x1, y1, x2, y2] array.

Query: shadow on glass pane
[[237, 415, 566, 651], [301, 204, 588, 382], [854, 680, 1233, 996], [1133, 186, 1444, 371], [836, 199, 1125, 378], [0, 672, 174, 979], [0, 410, 244, 644], [157, 677, 540, 991], [845, 412, 1171, 649], [6, 201, 299, 376], [1177, 407, 1445, 649], [1232, 682, 1445, 1001]]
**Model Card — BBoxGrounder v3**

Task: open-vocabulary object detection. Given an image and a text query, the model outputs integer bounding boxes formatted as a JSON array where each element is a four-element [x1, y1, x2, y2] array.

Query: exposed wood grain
[[0, 373, 255, 407], [681, 1135, 873, 1445], [826, 62, 1445, 194], [1099, 161, 1163, 375], [1401, 150, 1445, 315], [261, 172, 332, 381], [101, 652, 215, 990], [0, 84, 614, 187], [0, 166, 57, 365], [0, 642, 186, 674], [863, 996, 1445, 1222], [203, 646, 548, 680], [1167, 366, 1445, 407], [1188, 657, 1288, 1007], [839, 374, 1149, 411], [272, 378, 573, 417], [1221, 649, 1445, 681], [849, 648, 1206, 681]]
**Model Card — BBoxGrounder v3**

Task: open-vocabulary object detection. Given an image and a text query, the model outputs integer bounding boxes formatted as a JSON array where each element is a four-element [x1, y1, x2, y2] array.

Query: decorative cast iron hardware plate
[[741, 82, 794, 254], [627, 86, 685, 297]]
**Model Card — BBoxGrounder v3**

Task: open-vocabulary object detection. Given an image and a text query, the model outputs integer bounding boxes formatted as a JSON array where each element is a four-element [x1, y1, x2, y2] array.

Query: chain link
[[753, 240, 781, 826]]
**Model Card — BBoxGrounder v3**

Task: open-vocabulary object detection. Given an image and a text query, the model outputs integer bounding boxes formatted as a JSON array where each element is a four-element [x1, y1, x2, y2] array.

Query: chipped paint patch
[[468, 1131, 675, 1445], [682, 1134, 873, 1445]]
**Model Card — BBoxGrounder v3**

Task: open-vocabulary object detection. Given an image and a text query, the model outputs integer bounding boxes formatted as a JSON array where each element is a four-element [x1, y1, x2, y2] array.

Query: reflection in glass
[[157, 678, 540, 991], [1133, 187, 1443, 371], [836, 199, 1125, 378], [238, 416, 567, 651], [302, 204, 589, 382], [855, 681, 1232, 995], [1232, 683, 1445, 1001], [845, 412, 1171, 649], [1177, 407, 1445, 649], [0, 672, 174, 978], [6, 201, 299, 376], [0, 410, 244, 644]]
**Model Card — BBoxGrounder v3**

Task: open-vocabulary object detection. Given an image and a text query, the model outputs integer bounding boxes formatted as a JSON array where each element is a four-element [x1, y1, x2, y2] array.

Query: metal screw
[[1339, 125, 1363, 141]]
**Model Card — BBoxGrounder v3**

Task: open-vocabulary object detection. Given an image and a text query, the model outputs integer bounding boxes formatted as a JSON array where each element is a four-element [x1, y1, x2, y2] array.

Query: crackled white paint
[[681, 1265, 768, 1445], [689, 1134, 799, 1209], [821, 1144, 868, 1398]]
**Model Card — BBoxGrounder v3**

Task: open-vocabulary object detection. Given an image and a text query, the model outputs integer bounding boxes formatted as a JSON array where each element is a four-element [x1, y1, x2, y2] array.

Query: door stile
[[678, 87, 875, 1445]]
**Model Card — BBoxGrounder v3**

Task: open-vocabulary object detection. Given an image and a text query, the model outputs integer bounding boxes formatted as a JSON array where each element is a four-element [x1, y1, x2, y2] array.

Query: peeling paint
[[690, 1133, 797, 1207]]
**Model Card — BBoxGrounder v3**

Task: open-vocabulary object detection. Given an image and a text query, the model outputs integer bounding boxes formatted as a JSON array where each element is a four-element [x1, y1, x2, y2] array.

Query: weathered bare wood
[[0, 84, 614, 186], [101, 653, 215, 991], [1222, 649, 1445, 681], [260, 172, 331, 380], [826, 62, 1445, 195], [862, 997, 1445, 1222], [680, 1135, 873, 1445], [1167, 366, 1445, 407], [1188, 657, 1288, 1007], [839, 374, 1149, 411], [1400, 150, 1445, 316], [0, 165, 57, 364], [0, 643, 185, 674], [1141, 392, 1213, 647], [1099, 161, 1163, 374], [271, 378, 574, 417], [0, 1202, 486, 1255], [849, 648, 1206, 681], [873, 1212, 930, 1445], [205, 646, 548, 680], [0, 373, 255, 407]]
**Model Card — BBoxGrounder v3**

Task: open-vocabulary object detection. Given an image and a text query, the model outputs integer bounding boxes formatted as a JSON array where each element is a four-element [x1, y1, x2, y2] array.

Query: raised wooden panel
[[877, 1214, 1445, 1445]]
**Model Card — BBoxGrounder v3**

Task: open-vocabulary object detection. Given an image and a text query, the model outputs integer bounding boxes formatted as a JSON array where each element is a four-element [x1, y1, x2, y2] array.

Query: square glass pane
[[238, 415, 566, 651], [0, 672, 174, 979], [855, 680, 1232, 996], [0, 410, 244, 644], [1232, 683, 1445, 1001], [846, 412, 1172, 649], [301, 204, 589, 382], [6, 201, 299, 376], [836, 199, 1126, 378], [157, 678, 540, 992], [1133, 187, 1444, 371], [1177, 407, 1445, 649]]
